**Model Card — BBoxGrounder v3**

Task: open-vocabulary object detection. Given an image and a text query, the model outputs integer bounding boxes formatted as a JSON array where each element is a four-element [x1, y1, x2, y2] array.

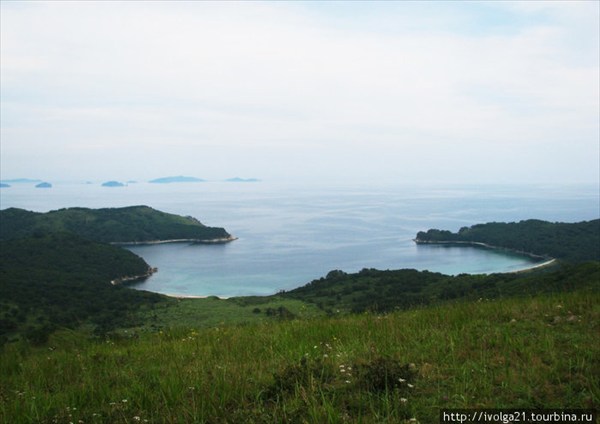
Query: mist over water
[[2, 182, 598, 296]]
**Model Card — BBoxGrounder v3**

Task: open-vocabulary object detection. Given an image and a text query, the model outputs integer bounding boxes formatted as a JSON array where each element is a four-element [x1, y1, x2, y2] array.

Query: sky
[[1, 1, 599, 184]]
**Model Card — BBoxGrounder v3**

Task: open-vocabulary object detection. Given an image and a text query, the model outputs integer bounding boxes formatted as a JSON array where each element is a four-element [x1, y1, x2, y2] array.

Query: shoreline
[[111, 236, 238, 246], [111, 267, 158, 285], [414, 238, 558, 273], [165, 293, 230, 299], [508, 258, 557, 273], [413, 239, 550, 260]]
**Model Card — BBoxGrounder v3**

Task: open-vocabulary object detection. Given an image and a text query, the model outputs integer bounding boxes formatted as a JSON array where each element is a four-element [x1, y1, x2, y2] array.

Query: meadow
[[1, 288, 597, 423]]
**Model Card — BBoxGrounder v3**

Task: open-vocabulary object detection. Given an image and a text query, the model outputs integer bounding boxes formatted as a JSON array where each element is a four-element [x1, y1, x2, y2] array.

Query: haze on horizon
[[1, 1, 598, 185]]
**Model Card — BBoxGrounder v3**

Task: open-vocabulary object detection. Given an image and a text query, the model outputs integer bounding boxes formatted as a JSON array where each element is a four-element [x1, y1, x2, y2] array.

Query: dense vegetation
[[0, 232, 164, 344], [415, 219, 600, 262], [0, 206, 231, 243], [282, 262, 600, 314]]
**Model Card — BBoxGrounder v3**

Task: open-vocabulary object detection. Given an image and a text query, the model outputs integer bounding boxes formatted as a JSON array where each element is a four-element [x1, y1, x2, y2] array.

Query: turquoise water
[[1, 181, 598, 296]]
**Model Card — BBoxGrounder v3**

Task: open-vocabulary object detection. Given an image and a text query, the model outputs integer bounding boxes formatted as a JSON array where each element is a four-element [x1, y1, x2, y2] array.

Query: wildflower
[[398, 378, 406, 383], [400, 398, 408, 403], [134, 417, 141, 422], [323, 354, 328, 358], [407, 383, 414, 389], [345, 380, 351, 384], [122, 399, 128, 403]]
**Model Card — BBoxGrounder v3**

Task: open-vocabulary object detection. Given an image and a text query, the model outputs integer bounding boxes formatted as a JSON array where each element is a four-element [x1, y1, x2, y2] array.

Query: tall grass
[[1, 289, 598, 423]]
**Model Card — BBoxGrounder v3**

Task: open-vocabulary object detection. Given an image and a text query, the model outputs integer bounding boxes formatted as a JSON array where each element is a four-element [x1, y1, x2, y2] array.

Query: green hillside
[[282, 262, 600, 314], [1, 290, 597, 423], [0, 206, 232, 243], [0, 232, 164, 344], [415, 219, 600, 262]]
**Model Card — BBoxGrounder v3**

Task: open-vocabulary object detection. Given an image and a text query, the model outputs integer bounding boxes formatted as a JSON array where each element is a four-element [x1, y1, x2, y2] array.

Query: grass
[[1, 288, 598, 423], [132, 295, 325, 331]]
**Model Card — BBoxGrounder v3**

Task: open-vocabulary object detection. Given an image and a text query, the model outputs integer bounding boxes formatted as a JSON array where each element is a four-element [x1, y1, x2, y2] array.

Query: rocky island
[[101, 181, 125, 187], [149, 176, 205, 184], [225, 177, 260, 182]]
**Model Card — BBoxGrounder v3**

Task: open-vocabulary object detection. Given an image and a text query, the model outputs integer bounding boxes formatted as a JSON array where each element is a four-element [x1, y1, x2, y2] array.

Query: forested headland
[[0, 206, 232, 243], [414, 219, 600, 262], [0, 205, 236, 344]]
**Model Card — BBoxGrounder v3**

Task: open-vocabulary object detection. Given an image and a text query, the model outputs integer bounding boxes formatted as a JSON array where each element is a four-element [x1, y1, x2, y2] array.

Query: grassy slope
[[133, 296, 325, 331], [1, 289, 597, 423]]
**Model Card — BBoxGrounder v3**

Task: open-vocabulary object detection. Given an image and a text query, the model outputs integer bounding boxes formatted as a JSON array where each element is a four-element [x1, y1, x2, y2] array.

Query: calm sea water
[[1, 182, 598, 296]]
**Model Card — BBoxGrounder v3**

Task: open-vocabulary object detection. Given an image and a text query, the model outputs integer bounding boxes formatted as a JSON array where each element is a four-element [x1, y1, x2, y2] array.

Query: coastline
[[165, 293, 230, 299], [110, 267, 158, 285], [413, 239, 550, 260], [413, 238, 557, 273], [111, 236, 238, 246], [509, 258, 557, 273]]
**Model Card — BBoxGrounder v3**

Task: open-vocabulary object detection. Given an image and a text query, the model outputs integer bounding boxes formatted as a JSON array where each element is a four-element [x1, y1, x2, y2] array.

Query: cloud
[[1, 1, 598, 183]]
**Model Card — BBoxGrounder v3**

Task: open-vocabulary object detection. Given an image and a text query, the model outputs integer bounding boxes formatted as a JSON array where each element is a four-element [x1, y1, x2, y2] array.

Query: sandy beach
[[165, 293, 230, 299], [510, 258, 557, 273]]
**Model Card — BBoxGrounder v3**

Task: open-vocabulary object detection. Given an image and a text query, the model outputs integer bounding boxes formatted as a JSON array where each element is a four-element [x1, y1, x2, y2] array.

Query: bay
[[1, 181, 598, 296]]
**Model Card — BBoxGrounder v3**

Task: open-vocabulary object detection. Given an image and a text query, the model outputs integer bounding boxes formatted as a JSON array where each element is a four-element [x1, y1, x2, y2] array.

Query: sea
[[1, 181, 598, 297]]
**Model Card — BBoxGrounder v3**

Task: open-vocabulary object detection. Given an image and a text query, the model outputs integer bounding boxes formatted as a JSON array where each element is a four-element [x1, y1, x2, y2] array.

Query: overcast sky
[[1, 1, 598, 184]]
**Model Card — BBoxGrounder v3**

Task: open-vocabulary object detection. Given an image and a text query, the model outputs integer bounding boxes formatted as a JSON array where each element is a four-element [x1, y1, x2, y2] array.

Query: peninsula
[[0, 205, 234, 244], [414, 219, 600, 263]]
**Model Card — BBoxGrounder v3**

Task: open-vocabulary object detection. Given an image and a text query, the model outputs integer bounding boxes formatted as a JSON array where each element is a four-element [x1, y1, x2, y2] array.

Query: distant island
[[0, 183, 10, 188], [149, 176, 205, 184], [101, 181, 125, 187], [225, 177, 260, 182], [35, 182, 52, 188], [0, 178, 42, 184]]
